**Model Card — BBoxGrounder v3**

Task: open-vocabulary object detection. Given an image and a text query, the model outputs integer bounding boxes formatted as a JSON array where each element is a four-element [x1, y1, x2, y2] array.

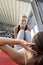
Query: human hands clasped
[[20, 40, 35, 50], [20, 40, 37, 55]]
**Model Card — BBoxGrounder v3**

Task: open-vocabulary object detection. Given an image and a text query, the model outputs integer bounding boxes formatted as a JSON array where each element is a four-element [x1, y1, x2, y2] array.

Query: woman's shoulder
[[13, 26, 18, 31]]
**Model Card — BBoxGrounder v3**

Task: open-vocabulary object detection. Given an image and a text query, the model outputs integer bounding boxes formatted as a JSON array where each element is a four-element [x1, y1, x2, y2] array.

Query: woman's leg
[[14, 29, 24, 50], [24, 30, 31, 42], [17, 29, 24, 40], [0, 45, 25, 65]]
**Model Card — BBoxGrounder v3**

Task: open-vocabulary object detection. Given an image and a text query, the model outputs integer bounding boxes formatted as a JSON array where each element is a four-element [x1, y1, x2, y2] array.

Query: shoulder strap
[[25, 25, 27, 31], [17, 25, 20, 33]]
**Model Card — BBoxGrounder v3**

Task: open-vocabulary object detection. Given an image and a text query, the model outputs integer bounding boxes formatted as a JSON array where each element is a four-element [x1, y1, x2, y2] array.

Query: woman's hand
[[20, 40, 35, 51], [20, 40, 38, 56]]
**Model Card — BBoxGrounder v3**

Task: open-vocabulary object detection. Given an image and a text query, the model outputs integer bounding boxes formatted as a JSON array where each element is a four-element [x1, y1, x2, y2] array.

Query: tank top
[[17, 25, 27, 33]]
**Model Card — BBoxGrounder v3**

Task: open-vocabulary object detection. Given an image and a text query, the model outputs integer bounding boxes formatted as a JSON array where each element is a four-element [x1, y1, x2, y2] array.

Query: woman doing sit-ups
[[0, 32, 43, 65]]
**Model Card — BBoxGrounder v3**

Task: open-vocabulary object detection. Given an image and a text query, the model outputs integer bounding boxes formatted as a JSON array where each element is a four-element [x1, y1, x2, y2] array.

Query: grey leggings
[[14, 29, 31, 50]]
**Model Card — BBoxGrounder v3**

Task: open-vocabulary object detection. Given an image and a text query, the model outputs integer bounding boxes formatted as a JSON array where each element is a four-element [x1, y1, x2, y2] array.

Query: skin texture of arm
[[0, 37, 35, 51], [0, 37, 28, 50], [0, 45, 25, 65], [0, 36, 35, 49]]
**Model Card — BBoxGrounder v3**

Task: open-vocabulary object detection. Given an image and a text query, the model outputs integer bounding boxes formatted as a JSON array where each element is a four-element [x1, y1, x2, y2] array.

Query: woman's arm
[[13, 26, 18, 38], [0, 45, 25, 65], [0, 37, 35, 51], [0, 37, 29, 50]]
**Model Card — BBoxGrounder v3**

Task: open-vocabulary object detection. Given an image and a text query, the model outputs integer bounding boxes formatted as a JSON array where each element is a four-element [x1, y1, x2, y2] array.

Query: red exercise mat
[[0, 50, 18, 65]]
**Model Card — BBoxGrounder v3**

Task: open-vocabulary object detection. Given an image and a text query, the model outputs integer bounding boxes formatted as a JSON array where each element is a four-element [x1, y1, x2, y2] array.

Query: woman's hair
[[32, 32, 43, 55], [35, 55, 43, 65], [32, 32, 43, 65], [22, 15, 27, 18]]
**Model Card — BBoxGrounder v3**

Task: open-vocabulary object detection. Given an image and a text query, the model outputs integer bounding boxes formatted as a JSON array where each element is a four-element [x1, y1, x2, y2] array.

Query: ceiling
[[18, 0, 33, 3], [0, 0, 32, 26]]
